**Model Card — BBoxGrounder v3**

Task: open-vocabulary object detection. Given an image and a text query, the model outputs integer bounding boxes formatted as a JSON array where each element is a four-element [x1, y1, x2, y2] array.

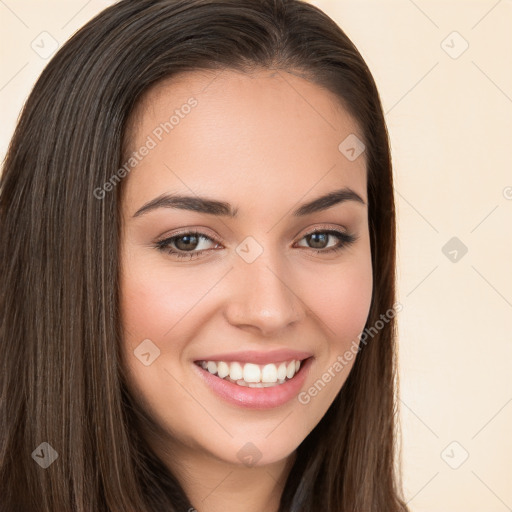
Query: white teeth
[[217, 361, 230, 379], [286, 361, 295, 379], [229, 362, 243, 381], [243, 363, 261, 383], [276, 362, 287, 381], [197, 358, 305, 387], [261, 364, 278, 383]]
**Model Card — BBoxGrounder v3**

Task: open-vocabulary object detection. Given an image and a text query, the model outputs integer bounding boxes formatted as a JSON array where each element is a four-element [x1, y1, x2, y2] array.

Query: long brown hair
[[0, 1, 407, 510]]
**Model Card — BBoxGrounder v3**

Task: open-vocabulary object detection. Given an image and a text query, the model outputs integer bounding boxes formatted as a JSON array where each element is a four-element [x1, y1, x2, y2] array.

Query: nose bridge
[[224, 239, 304, 335]]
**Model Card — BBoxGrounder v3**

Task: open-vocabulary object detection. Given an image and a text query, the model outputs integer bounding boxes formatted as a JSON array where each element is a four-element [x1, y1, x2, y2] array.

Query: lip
[[192, 356, 314, 409], [193, 349, 313, 365]]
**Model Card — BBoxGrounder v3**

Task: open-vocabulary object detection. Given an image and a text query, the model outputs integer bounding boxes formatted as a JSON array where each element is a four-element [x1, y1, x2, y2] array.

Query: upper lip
[[194, 349, 313, 365]]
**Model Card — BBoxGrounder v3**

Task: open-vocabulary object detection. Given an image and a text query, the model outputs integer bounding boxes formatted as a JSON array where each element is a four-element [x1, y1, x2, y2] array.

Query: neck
[[154, 436, 297, 512]]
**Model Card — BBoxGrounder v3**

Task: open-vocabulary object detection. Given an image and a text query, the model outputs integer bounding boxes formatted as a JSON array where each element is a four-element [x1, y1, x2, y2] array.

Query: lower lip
[[193, 357, 313, 409]]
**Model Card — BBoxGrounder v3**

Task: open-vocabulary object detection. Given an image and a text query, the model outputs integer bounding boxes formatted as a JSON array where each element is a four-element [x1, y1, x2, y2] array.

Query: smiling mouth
[[194, 358, 309, 388]]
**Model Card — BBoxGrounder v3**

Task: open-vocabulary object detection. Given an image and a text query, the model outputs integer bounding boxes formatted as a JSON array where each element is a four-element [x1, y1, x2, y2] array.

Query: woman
[[0, 0, 408, 510]]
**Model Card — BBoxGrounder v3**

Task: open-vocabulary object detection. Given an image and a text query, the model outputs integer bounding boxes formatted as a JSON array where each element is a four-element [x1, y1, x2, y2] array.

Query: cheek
[[279, 247, 373, 442], [119, 257, 205, 426], [322, 269, 372, 343], [120, 252, 214, 345], [306, 250, 373, 348]]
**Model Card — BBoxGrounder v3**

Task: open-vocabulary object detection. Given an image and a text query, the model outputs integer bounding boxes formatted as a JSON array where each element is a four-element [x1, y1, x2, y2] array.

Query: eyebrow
[[132, 187, 366, 218]]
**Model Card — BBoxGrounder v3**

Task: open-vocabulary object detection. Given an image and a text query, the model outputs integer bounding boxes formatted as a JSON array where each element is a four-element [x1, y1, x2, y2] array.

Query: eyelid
[[297, 223, 351, 239], [159, 225, 219, 240]]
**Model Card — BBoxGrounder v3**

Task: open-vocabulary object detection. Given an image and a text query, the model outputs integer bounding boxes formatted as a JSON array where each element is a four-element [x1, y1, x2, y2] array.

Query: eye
[[155, 227, 357, 260], [294, 228, 357, 255], [155, 231, 221, 260]]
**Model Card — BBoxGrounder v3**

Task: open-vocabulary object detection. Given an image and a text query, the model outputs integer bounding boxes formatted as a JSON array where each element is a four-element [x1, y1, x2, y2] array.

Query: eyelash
[[154, 228, 357, 261]]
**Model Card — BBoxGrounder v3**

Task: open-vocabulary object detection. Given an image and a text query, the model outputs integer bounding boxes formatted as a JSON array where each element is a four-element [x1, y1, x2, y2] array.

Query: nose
[[223, 250, 305, 337]]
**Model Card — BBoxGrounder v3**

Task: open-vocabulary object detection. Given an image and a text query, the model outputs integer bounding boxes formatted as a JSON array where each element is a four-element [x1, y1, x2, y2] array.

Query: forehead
[[122, 68, 367, 215]]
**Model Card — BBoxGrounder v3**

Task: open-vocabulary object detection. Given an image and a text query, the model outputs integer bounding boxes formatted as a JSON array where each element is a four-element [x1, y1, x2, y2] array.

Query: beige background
[[1, 1, 511, 510]]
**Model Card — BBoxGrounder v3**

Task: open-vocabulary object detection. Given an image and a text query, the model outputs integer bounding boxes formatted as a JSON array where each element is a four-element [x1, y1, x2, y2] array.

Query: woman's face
[[119, 69, 372, 469]]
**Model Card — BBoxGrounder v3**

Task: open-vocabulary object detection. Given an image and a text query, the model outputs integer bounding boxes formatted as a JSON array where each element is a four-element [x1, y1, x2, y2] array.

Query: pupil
[[309, 233, 327, 249], [176, 235, 198, 251]]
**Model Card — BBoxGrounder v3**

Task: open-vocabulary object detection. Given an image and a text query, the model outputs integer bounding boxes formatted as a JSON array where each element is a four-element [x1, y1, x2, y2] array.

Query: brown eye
[[173, 234, 201, 251], [305, 232, 330, 249], [155, 231, 221, 260], [296, 229, 357, 253]]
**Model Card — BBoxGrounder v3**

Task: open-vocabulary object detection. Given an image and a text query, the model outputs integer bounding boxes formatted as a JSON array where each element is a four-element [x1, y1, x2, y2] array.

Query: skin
[[119, 68, 373, 512]]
